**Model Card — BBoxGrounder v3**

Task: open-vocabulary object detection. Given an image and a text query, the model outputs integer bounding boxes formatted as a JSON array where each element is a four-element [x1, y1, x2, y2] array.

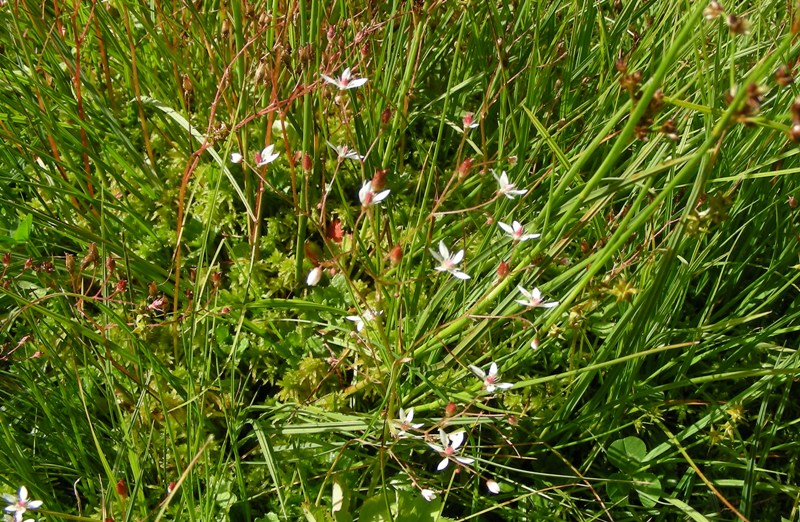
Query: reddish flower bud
[[445, 402, 457, 417], [116, 279, 127, 292], [148, 281, 158, 297], [302, 152, 313, 171], [106, 255, 116, 274], [389, 245, 403, 266], [497, 261, 510, 279], [381, 107, 392, 126], [3, 252, 12, 268], [457, 158, 475, 179], [116, 479, 128, 498], [371, 168, 389, 191], [167, 482, 178, 495]]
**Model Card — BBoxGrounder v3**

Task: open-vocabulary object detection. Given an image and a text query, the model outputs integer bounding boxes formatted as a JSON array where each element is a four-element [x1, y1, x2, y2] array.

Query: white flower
[[321, 67, 368, 90], [427, 429, 475, 471], [486, 479, 501, 494], [516, 286, 559, 309], [345, 309, 380, 332], [327, 141, 365, 161], [420, 489, 436, 502], [255, 145, 279, 167], [395, 407, 423, 438], [3, 486, 43, 522], [469, 362, 514, 393], [230, 152, 243, 164], [494, 171, 527, 199], [306, 267, 323, 286], [358, 181, 390, 207], [497, 221, 540, 242], [430, 241, 470, 280], [530, 337, 540, 350]]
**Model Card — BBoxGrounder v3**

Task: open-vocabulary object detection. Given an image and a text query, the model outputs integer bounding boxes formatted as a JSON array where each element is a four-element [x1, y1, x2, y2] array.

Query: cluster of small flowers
[[301, 68, 561, 502], [3, 487, 42, 522]]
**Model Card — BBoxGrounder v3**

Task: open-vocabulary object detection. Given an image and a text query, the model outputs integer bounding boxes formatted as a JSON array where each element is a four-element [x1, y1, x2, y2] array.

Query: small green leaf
[[634, 472, 662, 508], [605, 472, 631, 506], [608, 436, 647, 473], [12, 213, 32, 243]]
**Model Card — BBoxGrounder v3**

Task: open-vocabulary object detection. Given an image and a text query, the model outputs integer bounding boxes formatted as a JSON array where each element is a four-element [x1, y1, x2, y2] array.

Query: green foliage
[[2, 0, 800, 520]]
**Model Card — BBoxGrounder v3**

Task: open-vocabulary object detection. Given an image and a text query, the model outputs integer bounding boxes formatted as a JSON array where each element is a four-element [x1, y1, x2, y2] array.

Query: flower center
[[363, 191, 373, 205], [486, 376, 497, 384], [444, 447, 455, 457]]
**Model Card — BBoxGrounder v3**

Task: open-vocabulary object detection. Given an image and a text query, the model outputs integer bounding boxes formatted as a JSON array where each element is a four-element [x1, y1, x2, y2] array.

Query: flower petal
[[321, 73, 338, 85], [450, 249, 464, 264], [373, 189, 390, 203], [448, 430, 465, 449], [496, 382, 514, 390], [451, 270, 471, 280], [455, 456, 475, 465], [497, 221, 513, 235], [347, 77, 368, 89], [488, 362, 499, 378], [436, 458, 450, 471], [438, 241, 449, 259], [469, 364, 486, 379]]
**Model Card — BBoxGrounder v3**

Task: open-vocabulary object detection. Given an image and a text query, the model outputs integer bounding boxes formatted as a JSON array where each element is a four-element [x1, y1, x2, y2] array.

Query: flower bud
[[497, 261, 510, 279], [444, 401, 457, 417], [389, 245, 403, 266], [302, 152, 313, 171], [371, 168, 389, 191], [116, 479, 128, 498], [381, 107, 392, 125], [307, 267, 323, 286], [457, 157, 475, 179]]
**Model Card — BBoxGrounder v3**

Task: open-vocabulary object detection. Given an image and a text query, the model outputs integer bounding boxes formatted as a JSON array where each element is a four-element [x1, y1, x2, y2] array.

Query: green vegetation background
[[1, 0, 800, 520]]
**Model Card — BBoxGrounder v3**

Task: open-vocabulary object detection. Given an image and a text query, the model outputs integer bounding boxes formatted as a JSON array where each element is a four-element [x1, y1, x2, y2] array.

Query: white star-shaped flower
[[395, 407, 423, 438], [430, 241, 470, 280], [494, 171, 527, 199], [327, 141, 365, 161], [3, 486, 43, 522], [321, 67, 368, 90], [358, 181, 390, 207], [516, 286, 559, 308], [469, 362, 514, 393], [427, 429, 475, 471], [497, 220, 540, 242], [255, 145, 279, 167], [345, 309, 380, 332]]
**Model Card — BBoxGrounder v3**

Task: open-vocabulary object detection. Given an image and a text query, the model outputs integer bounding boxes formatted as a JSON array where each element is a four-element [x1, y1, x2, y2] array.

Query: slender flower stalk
[[321, 67, 368, 90], [469, 361, 514, 393], [497, 220, 540, 242], [427, 429, 475, 470], [516, 286, 559, 308], [430, 241, 470, 280]]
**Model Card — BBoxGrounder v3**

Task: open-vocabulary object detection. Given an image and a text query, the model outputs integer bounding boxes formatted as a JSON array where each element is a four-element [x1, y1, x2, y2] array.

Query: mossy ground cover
[[2, 1, 800, 520]]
